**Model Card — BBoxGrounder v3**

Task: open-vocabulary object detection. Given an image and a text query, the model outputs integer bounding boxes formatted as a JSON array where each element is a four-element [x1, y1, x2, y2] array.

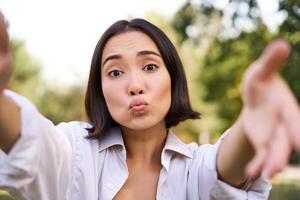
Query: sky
[[0, 0, 282, 86], [0, 0, 187, 85]]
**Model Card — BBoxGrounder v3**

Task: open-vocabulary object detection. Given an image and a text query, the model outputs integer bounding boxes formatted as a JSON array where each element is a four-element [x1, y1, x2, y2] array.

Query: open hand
[[241, 40, 300, 179]]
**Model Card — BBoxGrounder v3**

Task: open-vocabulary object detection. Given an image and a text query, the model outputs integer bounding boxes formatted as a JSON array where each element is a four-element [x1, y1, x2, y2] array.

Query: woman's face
[[101, 31, 171, 131]]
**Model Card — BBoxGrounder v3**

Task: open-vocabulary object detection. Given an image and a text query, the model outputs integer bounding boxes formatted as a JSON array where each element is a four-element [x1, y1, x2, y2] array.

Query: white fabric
[[0, 90, 271, 200]]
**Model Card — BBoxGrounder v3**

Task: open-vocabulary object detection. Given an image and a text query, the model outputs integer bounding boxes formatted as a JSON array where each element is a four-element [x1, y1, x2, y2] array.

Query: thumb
[[254, 39, 290, 81]]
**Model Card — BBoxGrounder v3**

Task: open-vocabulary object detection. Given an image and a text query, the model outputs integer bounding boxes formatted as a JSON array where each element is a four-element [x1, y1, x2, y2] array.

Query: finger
[[246, 147, 267, 179], [263, 124, 291, 178], [254, 39, 290, 80], [0, 12, 9, 53], [282, 103, 300, 150]]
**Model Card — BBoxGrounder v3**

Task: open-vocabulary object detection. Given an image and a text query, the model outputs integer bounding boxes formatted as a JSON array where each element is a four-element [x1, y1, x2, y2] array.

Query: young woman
[[0, 12, 299, 200]]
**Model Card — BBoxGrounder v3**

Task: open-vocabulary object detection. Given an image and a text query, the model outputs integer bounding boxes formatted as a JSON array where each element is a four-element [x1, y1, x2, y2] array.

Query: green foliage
[[8, 39, 85, 124], [36, 85, 85, 125], [171, 0, 300, 136], [171, 2, 199, 43], [9, 40, 41, 101], [199, 26, 273, 133], [0, 190, 14, 200], [269, 183, 300, 200], [10, 40, 40, 84], [171, 1, 223, 45], [279, 0, 300, 31], [278, 0, 300, 102]]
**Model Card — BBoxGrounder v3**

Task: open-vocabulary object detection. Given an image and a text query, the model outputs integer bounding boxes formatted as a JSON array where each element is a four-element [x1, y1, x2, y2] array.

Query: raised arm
[[216, 40, 300, 187], [0, 13, 21, 153], [0, 12, 75, 200]]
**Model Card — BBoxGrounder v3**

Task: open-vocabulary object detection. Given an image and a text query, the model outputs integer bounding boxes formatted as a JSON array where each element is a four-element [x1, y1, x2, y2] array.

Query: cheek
[[164, 84, 172, 112], [153, 72, 172, 114], [102, 80, 125, 118]]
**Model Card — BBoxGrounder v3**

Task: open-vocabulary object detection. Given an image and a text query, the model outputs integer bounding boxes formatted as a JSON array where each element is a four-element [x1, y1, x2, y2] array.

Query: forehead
[[102, 31, 160, 59]]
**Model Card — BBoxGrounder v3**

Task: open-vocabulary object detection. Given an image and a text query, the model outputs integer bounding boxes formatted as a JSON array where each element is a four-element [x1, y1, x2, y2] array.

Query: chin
[[122, 123, 154, 131], [121, 118, 166, 132]]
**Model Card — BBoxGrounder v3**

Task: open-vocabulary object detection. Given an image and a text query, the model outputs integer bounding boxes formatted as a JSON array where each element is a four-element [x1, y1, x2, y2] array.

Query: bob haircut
[[85, 18, 200, 139]]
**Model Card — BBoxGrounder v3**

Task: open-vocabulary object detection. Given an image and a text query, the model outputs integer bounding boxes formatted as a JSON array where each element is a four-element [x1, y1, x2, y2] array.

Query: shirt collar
[[98, 127, 125, 152], [163, 130, 193, 159], [98, 128, 193, 159]]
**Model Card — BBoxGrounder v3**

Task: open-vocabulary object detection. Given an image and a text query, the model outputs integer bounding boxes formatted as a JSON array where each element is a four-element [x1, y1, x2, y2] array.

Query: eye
[[108, 70, 124, 77], [143, 64, 158, 72]]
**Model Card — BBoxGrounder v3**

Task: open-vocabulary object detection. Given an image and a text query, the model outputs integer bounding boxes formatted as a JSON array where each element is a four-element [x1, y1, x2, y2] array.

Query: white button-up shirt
[[0, 91, 271, 200]]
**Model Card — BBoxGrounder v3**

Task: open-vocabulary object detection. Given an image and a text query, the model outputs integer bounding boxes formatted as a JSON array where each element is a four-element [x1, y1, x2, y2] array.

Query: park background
[[0, 0, 299, 199]]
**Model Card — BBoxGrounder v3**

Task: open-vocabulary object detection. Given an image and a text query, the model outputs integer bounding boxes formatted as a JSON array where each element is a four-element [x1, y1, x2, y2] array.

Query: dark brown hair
[[85, 18, 200, 139]]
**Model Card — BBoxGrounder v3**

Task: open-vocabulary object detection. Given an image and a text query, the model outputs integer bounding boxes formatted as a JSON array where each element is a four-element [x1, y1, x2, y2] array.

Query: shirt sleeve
[[194, 133, 271, 200], [0, 90, 72, 200]]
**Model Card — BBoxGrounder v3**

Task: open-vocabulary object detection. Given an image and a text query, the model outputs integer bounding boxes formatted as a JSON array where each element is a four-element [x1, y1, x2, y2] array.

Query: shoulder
[[186, 131, 228, 169], [56, 121, 92, 136], [55, 121, 100, 169], [55, 121, 98, 149], [186, 142, 217, 166]]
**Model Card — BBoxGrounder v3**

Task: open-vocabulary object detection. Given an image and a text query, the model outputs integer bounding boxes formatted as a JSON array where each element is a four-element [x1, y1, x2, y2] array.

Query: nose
[[128, 73, 145, 96], [130, 89, 144, 96]]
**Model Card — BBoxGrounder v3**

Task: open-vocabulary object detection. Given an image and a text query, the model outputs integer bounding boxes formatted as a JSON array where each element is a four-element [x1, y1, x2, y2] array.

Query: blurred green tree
[[9, 40, 41, 100], [36, 85, 85, 125], [8, 39, 85, 125], [171, 0, 300, 138], [278, 0, 300, 102]]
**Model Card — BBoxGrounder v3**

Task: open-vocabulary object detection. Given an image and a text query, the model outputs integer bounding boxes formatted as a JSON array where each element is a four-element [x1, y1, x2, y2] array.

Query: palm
[[244, 76, 287, 144], [241, 40, 300, 178]]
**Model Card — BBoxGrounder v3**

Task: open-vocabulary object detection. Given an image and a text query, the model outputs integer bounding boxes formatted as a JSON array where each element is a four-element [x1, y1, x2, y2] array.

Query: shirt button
[[107, 183, 114, 190]]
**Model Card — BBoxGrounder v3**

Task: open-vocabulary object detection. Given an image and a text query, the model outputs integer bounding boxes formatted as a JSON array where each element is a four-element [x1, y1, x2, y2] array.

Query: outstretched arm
[[0, 12, 73, 199], [0, 13, 21, 153], [216, 40, 300, 187]]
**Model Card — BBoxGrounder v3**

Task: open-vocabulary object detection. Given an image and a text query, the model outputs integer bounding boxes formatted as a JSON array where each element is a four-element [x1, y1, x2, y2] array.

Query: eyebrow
[[137, 50, 161, 57], [102, 50, 161, 67]]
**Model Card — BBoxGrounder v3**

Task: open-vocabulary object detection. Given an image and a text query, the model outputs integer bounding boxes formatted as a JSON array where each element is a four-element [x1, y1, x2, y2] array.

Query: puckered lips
[[129, 98, 148, 113]]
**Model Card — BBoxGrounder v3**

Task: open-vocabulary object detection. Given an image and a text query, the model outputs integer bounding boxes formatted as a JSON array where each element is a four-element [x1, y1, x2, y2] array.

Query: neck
[[121, 122, 167, 167]]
